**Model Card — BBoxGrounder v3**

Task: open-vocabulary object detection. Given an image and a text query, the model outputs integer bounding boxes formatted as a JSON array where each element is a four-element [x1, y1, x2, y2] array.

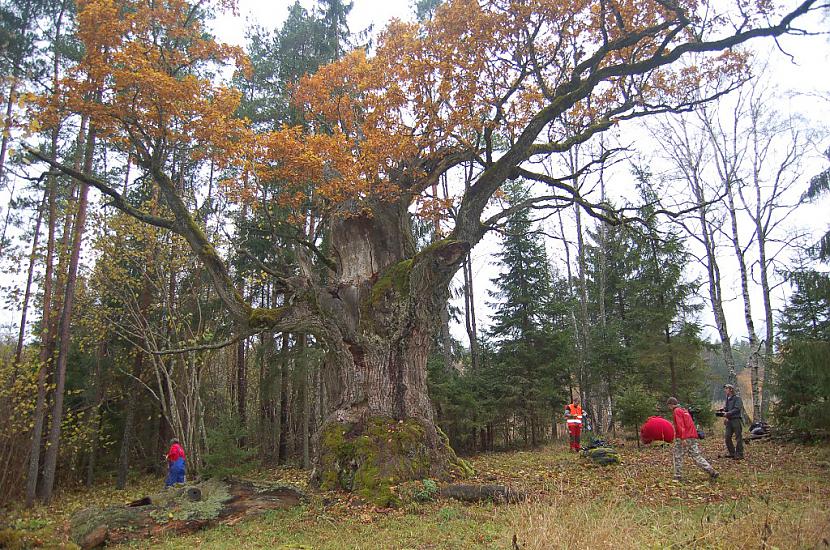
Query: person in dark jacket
[[718, 384, 744, 459], [165, 437, 186, 487]]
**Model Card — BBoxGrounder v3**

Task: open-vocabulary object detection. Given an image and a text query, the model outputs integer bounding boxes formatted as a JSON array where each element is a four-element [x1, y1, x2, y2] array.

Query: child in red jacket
[[165, 438, 186, 487], [667, 397, 718, 482]]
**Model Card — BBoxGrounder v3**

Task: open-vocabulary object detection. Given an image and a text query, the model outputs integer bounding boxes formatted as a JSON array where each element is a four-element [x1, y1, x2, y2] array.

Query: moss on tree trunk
[[314, 417, 472, 507]]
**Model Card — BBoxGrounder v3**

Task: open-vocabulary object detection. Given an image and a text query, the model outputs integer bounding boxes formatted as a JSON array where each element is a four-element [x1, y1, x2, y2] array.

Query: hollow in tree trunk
[[308, 202, 473, 506]]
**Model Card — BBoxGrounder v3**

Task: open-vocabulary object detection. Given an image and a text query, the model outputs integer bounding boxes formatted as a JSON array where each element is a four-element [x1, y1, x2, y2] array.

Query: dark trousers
[[725, 421, 744, 458]]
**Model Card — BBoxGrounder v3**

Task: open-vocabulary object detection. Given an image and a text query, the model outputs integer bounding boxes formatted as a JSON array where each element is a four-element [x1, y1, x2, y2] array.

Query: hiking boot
[[709, 470, 719, 480]]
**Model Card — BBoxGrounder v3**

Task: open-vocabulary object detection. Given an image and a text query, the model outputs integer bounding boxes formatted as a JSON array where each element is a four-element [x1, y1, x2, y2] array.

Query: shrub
[[615, 385, 655, 437]]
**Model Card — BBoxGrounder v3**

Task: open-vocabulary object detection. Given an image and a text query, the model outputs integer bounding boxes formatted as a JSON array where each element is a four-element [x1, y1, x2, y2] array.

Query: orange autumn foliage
[[39, 0, 251, 172], [264, 0, 759, 218], [39, 0, 779, 223]]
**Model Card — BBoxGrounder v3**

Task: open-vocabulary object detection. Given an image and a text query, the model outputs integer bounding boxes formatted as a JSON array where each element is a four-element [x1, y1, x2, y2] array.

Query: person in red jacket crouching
[[640, 416, 675, 444], [667, 398, 718, 482]]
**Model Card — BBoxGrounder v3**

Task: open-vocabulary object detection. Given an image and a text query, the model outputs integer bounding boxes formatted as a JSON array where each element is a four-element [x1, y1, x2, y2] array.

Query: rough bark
[[305, 201, 473, 504], [27, 0, 820, 502]]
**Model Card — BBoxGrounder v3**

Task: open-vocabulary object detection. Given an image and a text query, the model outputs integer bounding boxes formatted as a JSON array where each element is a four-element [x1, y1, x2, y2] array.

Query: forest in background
[[0, 0, 828, 510]]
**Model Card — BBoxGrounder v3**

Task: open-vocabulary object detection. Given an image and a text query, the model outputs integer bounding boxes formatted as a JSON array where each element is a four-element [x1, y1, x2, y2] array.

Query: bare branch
[[25, 145, 176, 230]]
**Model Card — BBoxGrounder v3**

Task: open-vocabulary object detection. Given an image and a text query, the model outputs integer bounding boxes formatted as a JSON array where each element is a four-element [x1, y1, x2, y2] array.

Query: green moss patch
[[369, 259, 414, 305], [318, 417, 433, 507], [248, 306, 285, 329]]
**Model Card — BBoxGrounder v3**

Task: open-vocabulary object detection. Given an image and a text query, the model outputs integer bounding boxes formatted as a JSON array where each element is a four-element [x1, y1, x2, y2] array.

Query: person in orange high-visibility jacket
[[565, 397, 584, 451]]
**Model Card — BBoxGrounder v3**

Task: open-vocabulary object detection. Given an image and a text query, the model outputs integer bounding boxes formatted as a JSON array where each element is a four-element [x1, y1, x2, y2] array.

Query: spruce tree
[[486, 180, 569, 446]]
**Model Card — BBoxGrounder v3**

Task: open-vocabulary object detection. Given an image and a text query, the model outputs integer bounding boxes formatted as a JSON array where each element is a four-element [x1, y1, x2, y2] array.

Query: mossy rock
[[317, 417, 470, 508], [585, 447, 621, 466]]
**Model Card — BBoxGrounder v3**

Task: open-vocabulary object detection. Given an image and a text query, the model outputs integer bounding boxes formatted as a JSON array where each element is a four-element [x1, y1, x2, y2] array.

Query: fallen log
[[439, 483, 526, 503], [69, 478, 306, 549]]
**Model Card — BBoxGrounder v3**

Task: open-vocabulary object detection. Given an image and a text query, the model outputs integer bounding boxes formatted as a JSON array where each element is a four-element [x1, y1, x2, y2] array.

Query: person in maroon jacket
[[667, 398, 718, 482]]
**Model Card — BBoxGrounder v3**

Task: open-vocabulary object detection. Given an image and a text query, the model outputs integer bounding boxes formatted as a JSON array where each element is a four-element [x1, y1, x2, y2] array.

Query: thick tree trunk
[[310, 202, 471, 505]]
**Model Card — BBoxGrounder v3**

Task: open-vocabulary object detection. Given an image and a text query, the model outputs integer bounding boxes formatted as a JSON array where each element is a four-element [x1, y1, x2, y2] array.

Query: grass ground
[[3, 431, 830, 549]]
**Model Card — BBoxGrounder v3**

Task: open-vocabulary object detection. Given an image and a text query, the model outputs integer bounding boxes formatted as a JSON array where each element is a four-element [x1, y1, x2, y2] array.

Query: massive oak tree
[[29, 0, 822, 500]]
